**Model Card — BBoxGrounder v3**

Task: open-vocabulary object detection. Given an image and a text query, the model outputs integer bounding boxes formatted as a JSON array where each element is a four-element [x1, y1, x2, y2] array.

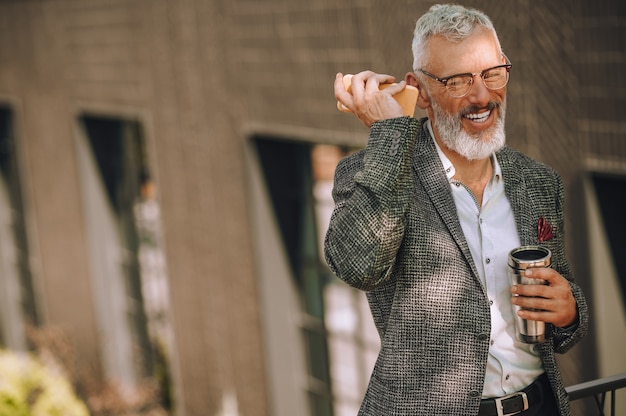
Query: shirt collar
[[425, 119, 502, 183]]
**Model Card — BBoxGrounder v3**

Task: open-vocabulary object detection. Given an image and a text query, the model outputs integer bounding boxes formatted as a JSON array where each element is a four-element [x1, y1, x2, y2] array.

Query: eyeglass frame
[[418, 55, 512, 98]]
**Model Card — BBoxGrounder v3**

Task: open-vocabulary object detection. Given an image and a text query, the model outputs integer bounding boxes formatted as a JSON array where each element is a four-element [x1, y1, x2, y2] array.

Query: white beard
[[431, 98, 507, 161]]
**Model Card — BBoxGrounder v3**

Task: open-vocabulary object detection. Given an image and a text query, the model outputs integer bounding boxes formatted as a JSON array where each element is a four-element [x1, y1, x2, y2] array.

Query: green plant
[[0, 348, 89, 416]]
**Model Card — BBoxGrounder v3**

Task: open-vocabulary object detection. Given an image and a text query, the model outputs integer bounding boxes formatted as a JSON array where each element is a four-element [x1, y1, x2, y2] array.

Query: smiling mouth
[[464, 110, 491, 123]]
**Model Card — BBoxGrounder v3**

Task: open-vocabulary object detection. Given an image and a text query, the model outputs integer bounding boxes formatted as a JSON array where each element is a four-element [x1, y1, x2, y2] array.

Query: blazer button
[[391, 131, 402, 139], [478, 333, 489, 341], [469, 390, 480, 398], [389, 149, 398, 156]]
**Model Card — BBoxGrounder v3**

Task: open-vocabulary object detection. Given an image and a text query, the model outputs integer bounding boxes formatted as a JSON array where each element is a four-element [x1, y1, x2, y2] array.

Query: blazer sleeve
[[550, 174, 589, 353], [324, 116, 421, 291]]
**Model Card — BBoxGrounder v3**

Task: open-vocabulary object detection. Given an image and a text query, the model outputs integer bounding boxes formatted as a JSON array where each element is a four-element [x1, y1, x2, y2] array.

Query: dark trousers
[[519, 374, 559, 415], [479, 373, 560, 416]]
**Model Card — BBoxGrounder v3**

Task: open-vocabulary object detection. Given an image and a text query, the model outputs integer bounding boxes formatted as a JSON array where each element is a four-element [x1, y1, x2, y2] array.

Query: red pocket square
[[537, 216, 554, 242]]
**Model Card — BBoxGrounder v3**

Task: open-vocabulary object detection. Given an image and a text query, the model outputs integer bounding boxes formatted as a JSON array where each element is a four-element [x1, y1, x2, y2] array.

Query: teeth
[[465, 110, 491, 123]]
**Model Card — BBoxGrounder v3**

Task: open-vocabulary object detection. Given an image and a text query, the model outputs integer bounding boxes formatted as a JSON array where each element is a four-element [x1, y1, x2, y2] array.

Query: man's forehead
[[425, 28, 502, 73]]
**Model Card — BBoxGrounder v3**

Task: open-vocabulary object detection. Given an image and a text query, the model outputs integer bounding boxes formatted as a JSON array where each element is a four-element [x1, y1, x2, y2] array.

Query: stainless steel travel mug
[[508, 246, 551, 344]]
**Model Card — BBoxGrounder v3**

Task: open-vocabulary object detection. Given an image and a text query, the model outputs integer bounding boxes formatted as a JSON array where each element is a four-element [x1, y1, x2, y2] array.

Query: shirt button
[[485, 258, 491, 264], [490, 340, 495, 346], [489, 299, 494, 306], [505, 374, 511, 381]]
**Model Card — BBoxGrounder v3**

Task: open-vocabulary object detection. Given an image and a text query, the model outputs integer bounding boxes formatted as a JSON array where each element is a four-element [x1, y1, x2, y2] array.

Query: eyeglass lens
[[446, 66, 509, 97]]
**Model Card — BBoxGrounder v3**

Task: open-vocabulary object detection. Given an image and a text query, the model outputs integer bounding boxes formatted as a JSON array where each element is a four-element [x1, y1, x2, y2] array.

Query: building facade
[[0, 1, 624, 415]]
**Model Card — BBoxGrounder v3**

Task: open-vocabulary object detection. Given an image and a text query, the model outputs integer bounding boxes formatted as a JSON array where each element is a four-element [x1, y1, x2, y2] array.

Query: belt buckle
[[494, 391, 528, 416]]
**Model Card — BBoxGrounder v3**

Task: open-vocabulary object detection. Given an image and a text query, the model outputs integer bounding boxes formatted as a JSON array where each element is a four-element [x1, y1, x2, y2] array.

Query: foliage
[[4, 326, 173, 416], [0, 348, 89, 416]]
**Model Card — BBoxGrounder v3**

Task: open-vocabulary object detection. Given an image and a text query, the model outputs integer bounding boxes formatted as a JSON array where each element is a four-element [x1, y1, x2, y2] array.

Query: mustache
[[459, 101, 500, 117]]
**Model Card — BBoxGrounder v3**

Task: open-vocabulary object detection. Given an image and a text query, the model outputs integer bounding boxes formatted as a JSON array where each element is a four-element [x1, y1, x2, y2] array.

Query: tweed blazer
[[324, 117, 588, 416]]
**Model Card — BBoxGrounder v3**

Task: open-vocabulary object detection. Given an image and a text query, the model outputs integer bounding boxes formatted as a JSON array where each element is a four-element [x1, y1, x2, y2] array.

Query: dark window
[[254, 137, 334, 416], [592, 173, 626, 309], [80, 115, 172, 410]]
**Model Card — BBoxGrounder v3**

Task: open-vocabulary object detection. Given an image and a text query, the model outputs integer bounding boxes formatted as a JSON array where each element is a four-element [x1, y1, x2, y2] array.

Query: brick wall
[[0, 0, 623, 415]]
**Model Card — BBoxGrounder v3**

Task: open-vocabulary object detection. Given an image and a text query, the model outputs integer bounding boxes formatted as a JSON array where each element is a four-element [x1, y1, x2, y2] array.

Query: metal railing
[[566, 372, 626, 416]]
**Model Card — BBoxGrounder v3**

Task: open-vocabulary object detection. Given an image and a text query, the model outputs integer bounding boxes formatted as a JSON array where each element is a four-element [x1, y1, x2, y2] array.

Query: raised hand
[[334, 71, 406, 127]]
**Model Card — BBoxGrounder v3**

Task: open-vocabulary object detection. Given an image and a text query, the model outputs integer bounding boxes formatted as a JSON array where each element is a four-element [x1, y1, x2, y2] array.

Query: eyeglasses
[[418, 58, 512, 98]]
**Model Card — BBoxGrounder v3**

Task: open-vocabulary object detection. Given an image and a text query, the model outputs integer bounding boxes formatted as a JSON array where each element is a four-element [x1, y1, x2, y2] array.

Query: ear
[[405, 72, 431, 110]]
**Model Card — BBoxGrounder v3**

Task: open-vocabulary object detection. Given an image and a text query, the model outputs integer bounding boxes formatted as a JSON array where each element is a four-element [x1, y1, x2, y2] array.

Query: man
[[324, 4, 588, 416]]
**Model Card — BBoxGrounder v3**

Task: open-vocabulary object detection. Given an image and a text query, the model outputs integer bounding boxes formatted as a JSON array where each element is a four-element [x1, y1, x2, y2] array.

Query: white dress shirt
[[426, 120, 544, 398]]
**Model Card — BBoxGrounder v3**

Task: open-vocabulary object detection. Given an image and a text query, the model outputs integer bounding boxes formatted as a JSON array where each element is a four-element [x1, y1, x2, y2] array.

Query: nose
[[466, 74, 492, 105]]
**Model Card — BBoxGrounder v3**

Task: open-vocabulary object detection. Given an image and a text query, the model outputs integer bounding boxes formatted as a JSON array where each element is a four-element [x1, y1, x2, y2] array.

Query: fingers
[[511, 268, 578, 328], [523, 267, 560, 284], [514, 302, 577, 328], [511, 268, 566, 298], [383, 79, 408, 96], [351, 71, 395, 96], [335, 73, 352, 112], [335, 71, 404, 126]]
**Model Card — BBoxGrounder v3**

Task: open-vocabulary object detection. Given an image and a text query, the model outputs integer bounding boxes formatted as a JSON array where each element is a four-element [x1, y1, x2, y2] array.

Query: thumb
[[384, 80, 407, 96]]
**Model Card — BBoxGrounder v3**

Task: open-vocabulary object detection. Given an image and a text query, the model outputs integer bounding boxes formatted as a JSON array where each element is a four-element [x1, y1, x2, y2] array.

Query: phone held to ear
[[337, 74, 419, 117]]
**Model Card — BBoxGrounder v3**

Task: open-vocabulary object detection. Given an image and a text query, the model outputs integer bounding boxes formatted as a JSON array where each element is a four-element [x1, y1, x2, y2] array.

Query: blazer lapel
[[412, 128, 480, 282]]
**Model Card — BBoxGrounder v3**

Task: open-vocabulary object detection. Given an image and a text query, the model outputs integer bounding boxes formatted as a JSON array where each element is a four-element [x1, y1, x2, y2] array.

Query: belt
[[478, 374, 547, 416]]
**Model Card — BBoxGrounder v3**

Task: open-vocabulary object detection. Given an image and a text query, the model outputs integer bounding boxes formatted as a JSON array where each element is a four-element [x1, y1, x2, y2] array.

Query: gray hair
[[412, 4, 501, 71]]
